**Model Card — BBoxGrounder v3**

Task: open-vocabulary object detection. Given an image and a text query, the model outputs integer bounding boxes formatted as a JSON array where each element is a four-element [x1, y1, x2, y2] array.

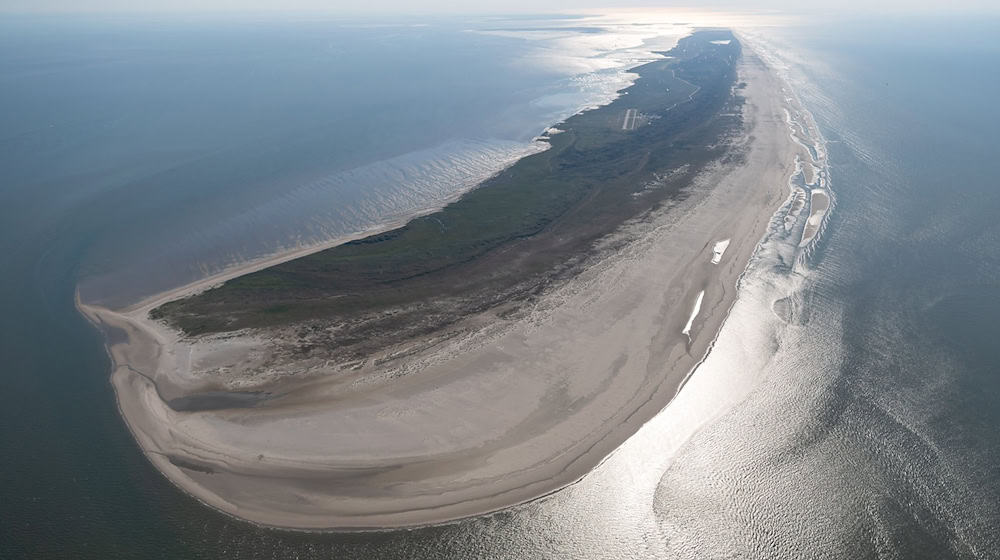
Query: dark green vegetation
[[154, 30, 742, 349]]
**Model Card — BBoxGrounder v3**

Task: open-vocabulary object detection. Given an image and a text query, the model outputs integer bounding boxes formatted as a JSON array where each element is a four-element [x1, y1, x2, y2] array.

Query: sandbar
[[80, 46, 805, 530]]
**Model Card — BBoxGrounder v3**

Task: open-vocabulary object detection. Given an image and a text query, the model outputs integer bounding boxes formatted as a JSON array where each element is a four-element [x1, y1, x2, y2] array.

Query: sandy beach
[[80, 49, 808, 530]]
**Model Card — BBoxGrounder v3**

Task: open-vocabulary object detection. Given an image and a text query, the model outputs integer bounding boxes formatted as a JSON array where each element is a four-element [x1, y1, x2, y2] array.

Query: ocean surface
[[2, 12, 677, 309], [2, 11, 1000, 559]]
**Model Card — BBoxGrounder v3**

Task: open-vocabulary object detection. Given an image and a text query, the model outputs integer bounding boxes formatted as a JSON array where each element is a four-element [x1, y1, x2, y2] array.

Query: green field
[[153, 30, 742, 339]]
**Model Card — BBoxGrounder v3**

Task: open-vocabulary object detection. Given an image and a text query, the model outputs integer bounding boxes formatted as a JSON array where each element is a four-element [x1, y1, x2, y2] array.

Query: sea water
[[1, 13, 679, 308], [2, 11, 999, 560]]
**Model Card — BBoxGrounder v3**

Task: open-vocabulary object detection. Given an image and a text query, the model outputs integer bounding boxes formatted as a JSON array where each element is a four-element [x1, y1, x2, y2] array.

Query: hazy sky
[[3, 0, 999, 14]]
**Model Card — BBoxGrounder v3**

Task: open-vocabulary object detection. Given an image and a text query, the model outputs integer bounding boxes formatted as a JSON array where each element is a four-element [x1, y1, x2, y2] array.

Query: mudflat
[[81, 34, 806, 530]]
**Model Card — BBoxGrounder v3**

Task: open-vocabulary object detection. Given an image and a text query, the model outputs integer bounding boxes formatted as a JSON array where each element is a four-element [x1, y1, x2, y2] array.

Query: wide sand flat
[[81, 51, 802, 530]]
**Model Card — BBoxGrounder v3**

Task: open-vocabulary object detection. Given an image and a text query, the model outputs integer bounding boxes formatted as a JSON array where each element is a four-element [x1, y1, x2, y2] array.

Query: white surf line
[[711, 239, 731, 264], [681, 290, 705, 340]]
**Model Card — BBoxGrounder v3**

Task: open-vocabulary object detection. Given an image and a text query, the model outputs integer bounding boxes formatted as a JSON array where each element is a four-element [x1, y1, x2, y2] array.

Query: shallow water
[[1, 13, 679, 308], [2, 12, 1000, 560]]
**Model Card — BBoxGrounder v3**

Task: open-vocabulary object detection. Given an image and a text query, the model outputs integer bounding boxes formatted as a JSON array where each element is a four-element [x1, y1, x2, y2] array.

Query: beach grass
[[153, 30, 742, 336]]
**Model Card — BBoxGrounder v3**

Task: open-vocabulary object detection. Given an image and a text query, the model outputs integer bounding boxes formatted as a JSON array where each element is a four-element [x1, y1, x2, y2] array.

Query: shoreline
[[80, 43, 813, 530], [96, 30, 671, 317], [148, 32, 736, 344], [113, 186, 525, 316]]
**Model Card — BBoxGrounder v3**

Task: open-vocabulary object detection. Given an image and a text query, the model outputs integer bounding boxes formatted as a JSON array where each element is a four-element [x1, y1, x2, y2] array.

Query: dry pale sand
[[800, 189, 831, 246], [81, 51, 806, 530]]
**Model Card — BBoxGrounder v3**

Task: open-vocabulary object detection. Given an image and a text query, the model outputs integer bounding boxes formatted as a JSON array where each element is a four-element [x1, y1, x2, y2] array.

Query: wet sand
[[80, 50, 804, 530]]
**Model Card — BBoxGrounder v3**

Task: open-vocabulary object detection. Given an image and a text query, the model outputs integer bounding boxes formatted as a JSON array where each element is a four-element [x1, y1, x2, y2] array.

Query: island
[[81, 29, 815, 530]]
